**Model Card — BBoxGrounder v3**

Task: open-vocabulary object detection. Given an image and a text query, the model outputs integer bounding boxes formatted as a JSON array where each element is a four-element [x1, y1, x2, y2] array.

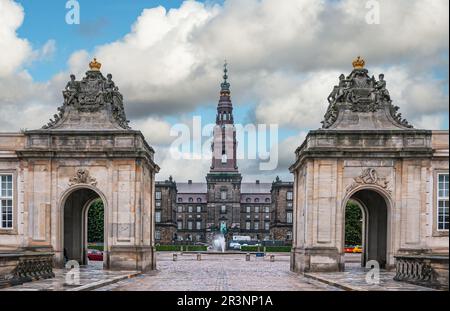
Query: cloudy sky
[[0, 0, 448, 182]]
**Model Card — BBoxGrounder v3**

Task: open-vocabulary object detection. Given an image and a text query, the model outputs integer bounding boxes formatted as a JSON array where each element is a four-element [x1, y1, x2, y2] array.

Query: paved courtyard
[[95, 252, 340, 291], [0, 252, 437, 291]]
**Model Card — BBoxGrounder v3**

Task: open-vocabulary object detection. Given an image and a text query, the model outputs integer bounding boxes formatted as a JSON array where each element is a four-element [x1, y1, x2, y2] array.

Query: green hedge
[[240, 246, 260, 252], [241, 246, 291, 252], [264, 246, 291, 252], [155, 245, 207, 252]]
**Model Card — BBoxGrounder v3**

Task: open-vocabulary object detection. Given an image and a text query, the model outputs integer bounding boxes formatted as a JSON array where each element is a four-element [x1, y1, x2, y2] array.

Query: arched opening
[[344, 188, 388, 269], [85, 199, 104, 268], [62, 187, 106, 268]]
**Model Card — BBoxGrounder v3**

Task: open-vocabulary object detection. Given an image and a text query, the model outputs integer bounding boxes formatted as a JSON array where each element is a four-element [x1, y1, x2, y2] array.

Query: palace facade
[[154, 65, 294, 244]]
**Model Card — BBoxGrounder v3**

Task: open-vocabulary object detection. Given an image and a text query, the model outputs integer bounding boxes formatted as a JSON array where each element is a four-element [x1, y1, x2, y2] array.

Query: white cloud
[[0, 0, 32, 76], [0, 0, 448, 178]]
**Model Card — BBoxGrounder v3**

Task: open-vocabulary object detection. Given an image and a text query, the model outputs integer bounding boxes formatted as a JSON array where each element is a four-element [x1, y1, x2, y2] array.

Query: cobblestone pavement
[[95, 252, 341, 291], [0, 260, 137, 291]]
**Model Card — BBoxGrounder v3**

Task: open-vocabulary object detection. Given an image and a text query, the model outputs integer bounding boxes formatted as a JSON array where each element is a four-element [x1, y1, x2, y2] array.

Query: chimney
[[188, 180, 192, 184], [256, 180, 260, 184]]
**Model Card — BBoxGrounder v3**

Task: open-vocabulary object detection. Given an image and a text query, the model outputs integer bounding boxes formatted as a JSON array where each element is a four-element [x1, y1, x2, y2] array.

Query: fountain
[[212, 234, 226, 252], [210, 223, 227, 252]]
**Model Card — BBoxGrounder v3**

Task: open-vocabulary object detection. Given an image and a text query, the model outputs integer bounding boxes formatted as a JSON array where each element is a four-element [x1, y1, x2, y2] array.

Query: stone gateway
[[290, 57, 449, 277], [0, 59, 159, 275]]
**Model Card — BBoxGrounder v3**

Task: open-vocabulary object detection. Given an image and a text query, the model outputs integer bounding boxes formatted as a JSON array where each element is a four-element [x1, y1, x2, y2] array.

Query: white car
[[229, 242, 241, 250]]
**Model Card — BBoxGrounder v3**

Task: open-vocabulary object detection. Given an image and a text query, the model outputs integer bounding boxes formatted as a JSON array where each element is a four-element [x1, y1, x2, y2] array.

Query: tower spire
[[221, 60, 230, 94]]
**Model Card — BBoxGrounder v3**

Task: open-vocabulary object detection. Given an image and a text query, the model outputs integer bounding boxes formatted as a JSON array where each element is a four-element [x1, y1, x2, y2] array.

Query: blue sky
[[17, 0, 188, 81]]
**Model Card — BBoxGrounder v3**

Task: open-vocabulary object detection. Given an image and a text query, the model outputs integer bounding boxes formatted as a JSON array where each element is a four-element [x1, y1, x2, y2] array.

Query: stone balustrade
[[394, 255, 449, 290], [0, 251, 55, 288]]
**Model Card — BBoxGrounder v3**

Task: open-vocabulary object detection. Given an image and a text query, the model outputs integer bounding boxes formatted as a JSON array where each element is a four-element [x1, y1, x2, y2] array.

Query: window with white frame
[[245, 221, 251, 230], [286, 231, 292, 240], [188, 206, 193, 213], [0, 174, 13, 229], [155, 211, 161, 223], [254, 221, 259, 230], [437, 173, 449, 230], [155, 230, 161, 240], [254, 206, 259, 213], [177, 206, 183, 213], [221, 190, 227, 200], [286, 211, 293, 224], [196, 221, 201, 230], [221, 205, 227, 213], [265, 206, 270, 213], [196, 206, 202, 213], [287, 191, 293, 201], [246, 206, 251, 213], [155, 201, 161, 208], [188, 221, 193, 230], [155, 191, 161, 200], [177, 221, 183, 230], [264, 221, 270, 230]]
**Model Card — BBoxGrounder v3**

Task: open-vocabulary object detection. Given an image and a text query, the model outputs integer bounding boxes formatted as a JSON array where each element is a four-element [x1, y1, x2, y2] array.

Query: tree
[[87, 199, 104, 243], [345, 201, 362, 245]]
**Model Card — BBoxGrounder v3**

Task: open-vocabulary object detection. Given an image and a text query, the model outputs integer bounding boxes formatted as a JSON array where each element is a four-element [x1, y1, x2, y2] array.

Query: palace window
[[437, 173, 449, 230], [196, 221, 201, 230], [178, 198, 182, 203], [287, 202, 293, 209], [177, 221, 183, 230], [0, 174, 13, 229], [265, 206, 270, 213], [221, 205, 227, 214], [188, 221, 193, 230], [264, 221, 270, 230], [197, 198, 202, 203], [287, 212, 293, 224], [155, 230, 161, 240], [188, 206, 193, 213], [286, 231, 293, 240], [245, 221, 251, 230], [177, 206, 183, 213], [155, 191, 161, 200], [189, 197, 193, 203], [155, 201, 161, 208], [246, 206, 251, 213], [254, 222, 259, 230], [155, 211, 161, 223], [196, 206, 202, 213], [287, 191, 293, 201], [221, 190, 227, 200], [254, 206, 259, 213]]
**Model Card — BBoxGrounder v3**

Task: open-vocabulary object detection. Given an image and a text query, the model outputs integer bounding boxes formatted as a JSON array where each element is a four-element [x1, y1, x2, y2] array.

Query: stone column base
[[291, 247, 342, 272], [109, 246, 156, 272]]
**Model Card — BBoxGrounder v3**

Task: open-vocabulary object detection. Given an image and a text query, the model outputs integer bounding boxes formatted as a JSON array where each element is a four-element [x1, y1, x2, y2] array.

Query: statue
[[63, 74, 79, 105], [220, 222, 227, 235], [320, 56, 413, 129], [373, 73, 391, 102], [327, 74, 350, 104]]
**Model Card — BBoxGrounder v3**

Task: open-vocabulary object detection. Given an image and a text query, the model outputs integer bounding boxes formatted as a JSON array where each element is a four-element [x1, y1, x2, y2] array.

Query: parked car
[[352, 245, 363, 253], [229, 242, 241, 250], [344, 245, 354, 253], [87, 249, 103, 261]]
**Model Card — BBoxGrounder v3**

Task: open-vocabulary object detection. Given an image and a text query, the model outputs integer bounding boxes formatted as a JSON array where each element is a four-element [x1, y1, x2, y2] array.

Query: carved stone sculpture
[[69, 169, 98, 187], [346, 168, 390, 194], [321, 57, 413, 129], [42, 58, 131, 130]]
